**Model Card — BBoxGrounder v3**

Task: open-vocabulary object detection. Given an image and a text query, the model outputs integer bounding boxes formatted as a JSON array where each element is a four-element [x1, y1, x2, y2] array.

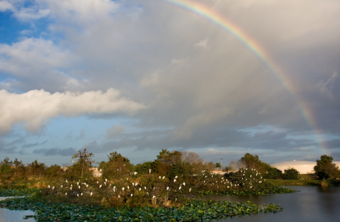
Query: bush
[[283, 168, 299, 180]]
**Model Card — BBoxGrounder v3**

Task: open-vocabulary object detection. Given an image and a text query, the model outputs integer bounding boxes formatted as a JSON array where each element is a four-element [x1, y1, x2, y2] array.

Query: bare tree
[[72, 148, 94, 178]]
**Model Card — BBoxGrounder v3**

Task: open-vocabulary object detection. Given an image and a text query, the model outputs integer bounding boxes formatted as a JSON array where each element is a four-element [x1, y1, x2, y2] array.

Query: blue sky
[[1, 0, 340, 166]]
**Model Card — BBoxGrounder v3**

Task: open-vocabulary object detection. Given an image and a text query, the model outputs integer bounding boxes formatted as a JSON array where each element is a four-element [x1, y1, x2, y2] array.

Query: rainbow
[[164, 0, 329, 155]]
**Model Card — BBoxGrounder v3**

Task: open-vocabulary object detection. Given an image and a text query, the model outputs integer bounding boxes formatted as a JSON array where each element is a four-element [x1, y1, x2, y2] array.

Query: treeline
[[0, 149, 215, 185], [226, 153, 340, 180], [1, 149, 339, 186]]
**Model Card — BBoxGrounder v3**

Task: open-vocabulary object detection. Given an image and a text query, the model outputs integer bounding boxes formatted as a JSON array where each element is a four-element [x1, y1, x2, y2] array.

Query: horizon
[[1, 0, 340, 166]]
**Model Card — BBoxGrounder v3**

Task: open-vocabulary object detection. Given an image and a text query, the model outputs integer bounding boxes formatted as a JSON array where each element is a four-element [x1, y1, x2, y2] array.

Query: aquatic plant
[[0, 196, 282, 221]]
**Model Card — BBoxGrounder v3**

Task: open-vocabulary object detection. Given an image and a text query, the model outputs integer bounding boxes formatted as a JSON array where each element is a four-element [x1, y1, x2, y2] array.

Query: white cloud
[[0, 88, 144, 134], [107, 124, 125, 139], [0, 1, 15, 12], [0, 0, 49, 21], [15, 7, 50, 20]]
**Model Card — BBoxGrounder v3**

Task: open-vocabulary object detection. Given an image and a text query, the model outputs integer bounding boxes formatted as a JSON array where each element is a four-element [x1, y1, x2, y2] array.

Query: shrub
[[283, 168, 299, 180]]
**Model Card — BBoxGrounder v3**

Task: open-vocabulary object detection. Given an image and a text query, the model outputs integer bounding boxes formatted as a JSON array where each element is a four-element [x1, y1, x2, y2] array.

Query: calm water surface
[[0, 197, 35, 222], [206, 186, 340, 222], [1, 186, 339, 222]]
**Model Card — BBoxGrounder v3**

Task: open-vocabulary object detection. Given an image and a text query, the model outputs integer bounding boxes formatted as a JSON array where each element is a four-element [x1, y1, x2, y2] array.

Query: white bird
[[105, 179, 108, 182], [139, 188, 141, 191], [131, 194, 133, 197], [174, 179, 176, 183], [78, 186, 80, 189], [159, 176, 161, 179], [97, 181, 99, 184], [127, 186, 129, 190], [77, 194, 79, 197], [65, 193, 67, 196], [70, 187, 72, 190], [66, 180, 68, 183], [48, 185, 50, 188], [189, 188, 191, 192], [132, 183, 135, 186], [175, 176, 178, 179], [162, 176, 165, 179], [166, 187, 169, 190], [52, 186, 55, 190], [86, 185, 88, 188], [147, 192, 149, 195], [183, 182, 185, 186], [118, 195, 120, 198], [81, 193, 83, 196], [179, 186, 181, 190], [152, 195, 156, 199], [122, 187, 125, 191], [99, 185, 102, 188], [61, 185, 63, 188], [90, 192, 93, 196], [144, 186, 147, 190]]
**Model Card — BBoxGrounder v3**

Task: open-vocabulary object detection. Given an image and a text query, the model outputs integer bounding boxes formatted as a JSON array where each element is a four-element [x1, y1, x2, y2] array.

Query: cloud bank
[[0, 88, 144, 134]]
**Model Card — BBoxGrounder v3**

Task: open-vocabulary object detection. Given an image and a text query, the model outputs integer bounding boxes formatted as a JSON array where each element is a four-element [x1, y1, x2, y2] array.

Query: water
[[1, 186, 339, 222], [204, 186, 340, 222], [0, 197, 35, 222]]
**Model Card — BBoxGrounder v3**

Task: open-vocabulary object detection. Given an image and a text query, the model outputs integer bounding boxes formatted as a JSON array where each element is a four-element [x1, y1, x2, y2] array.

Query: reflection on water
[[0, 197, 35, 222], [202, 186, 340, 222]]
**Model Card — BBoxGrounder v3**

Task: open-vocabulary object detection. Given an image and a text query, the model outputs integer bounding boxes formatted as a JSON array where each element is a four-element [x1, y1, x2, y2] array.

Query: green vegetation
[[10, 150, 340, 221], [237, 153, 284, 179], [283, 168, 300, 180], [0, 196, 282, 222], [314, 155, 340, 180]]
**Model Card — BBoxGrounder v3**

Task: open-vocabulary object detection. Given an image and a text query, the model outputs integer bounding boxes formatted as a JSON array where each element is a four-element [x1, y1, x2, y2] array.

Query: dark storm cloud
[[1, 0, 340, 163], [81, 126, 317, 155], [33, 147, 77, 156], [22, 140, 48, 148]]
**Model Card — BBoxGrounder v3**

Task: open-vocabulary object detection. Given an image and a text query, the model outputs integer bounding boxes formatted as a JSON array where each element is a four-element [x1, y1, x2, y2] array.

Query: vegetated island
[[0, 149, 337, 221]]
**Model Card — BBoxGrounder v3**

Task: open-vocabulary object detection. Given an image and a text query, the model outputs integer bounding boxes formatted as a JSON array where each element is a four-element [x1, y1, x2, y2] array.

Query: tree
[[0, 157, 13, 173], [181, 151, 213, 175], [284, 167, 300, 180], [154, 149, 182, 176], [100, 151, 133, 179], [215, 162, 221, 168], [71, 148, 94, 179], [314, 155, 340, 180], [265, 167, 282, 179], [27, 160, 46, 178], [238, 153, 271, 174], [45, 164, 64, 179], [134, 161, 153, 174]]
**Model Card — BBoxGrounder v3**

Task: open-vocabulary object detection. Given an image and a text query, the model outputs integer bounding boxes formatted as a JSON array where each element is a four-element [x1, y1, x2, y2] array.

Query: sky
[[0, 0, 340, 166]]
